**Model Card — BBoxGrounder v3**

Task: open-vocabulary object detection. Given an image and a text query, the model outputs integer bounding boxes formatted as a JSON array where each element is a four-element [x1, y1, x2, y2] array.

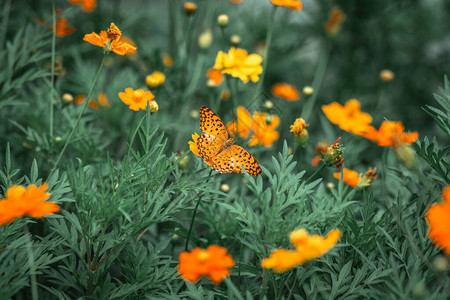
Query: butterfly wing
[[211, 145, 262, 176], [197, 133, 224, 162], [200, 106, 229, 140]]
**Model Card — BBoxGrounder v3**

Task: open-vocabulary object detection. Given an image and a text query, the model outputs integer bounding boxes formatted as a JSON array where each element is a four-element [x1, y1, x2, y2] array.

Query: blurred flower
[[395, 144, 417, 169], [119, 36, 137, 60], [333, 168, 361, 187], [264, 100, 274, 110], [98, 92, 110, 107], [312, 140, 328, 166], [272, 83, 300, 101], [74, 93, 110, 109], [83, 23, 137, 56], [303, 86, 314, 96], [62, 93, 73, 103], [261, 229, 341, 273], [0, 183, 59, 226], [221, 89, 231, 100], [119, 88, 156, 112], [184, 2, 197, 15], [230, 34, 241, 46], [75, 95, 85, 105], [426, 186, 450, 255], [162, 53, 173, 67], [229, 0, 244, 3], [358, 167, 377, 188], [325, 7, 346, 36], [190, 110, 199, 119], [362, 121, 418, 149], [206, 69, 224, 87], [217, 14, 229, 27], [176, 151, 190, 169], [322, 99, 373, 136], [37, 11, 75, 37], [250, 112, 279, 147], [188, 133, 213, 166], [290, 118, 309, 146], [213, 47, 263, 83], [178, 245, 234, 284], [270, 0, 302, 10], [220, 184, 230, 193], [227, 106, 254, 139], [146, 71, 166, 88], [380, 69, 395, 82], [68, 0, 96, 12], [198, 29, 213, 49]]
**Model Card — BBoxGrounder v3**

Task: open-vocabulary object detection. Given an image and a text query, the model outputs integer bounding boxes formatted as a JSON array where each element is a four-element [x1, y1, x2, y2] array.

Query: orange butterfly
[[196, 106, 262, 176]]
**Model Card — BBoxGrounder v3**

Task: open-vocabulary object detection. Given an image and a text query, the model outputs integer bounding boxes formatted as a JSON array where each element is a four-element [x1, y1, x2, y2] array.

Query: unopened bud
[[220, 184, 230, 193], [302, 86, 314, 96], [264, 100, 273, 110], [396, 144, 417, 169], [198, 29, 213, 49], [149, 101, 159, 113], [230, 34, 241, 45], [217, 14, 229, 27], [62, 93, 73, 103], [380, 69, 395, 82], [184, 2, 197, 15]]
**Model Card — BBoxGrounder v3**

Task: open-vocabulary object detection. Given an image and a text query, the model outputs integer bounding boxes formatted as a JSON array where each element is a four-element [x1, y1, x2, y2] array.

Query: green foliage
[[1, 0, 450, 299]]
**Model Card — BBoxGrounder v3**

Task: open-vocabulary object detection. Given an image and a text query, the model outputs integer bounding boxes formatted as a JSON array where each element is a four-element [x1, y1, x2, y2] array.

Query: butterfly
[[195, 106, 262, 176]]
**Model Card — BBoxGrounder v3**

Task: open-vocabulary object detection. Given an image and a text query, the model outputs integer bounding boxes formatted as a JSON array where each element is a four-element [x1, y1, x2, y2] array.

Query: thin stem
[[49, 0, 56, 137], [237, 240, 243, 290], [301, 41, 330, 121], [259, 267, 271, 299], [0, 0, 11, 51], [306, 163, 326, 183], [24, 225, 38, 300], [253, 6, 277, 103], [48, 54, 106, 179]]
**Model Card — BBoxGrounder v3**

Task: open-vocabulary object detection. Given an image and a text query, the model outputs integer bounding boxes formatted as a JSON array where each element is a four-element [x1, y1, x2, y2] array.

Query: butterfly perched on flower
[[192, 106, 262, 176]]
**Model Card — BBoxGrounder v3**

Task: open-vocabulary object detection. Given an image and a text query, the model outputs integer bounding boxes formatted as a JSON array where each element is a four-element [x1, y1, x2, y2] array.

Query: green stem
[[237, 240, 243, 290], [186, 53, 206, 97], [260, 268, 271, 299], [24, 225, 38, 300], [48, 54, 106, 179], [49, 0, 56, 137], [301, 41, 330, 120], [0, 0, 11, 51], [253, 6, 277, 103], [306, 163, 326, 183]]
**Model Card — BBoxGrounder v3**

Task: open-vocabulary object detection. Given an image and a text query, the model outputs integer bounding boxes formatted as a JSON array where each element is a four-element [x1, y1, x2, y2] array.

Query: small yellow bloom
[[146, 71, 165, 88], [380, 69, 395, 82], [119, 88, 156, 111], [325, 7, 346, 36], [184, 2, 197, 15], [162, 53, 173, 67], [217, 14, 229, 27], [213, 47, 263, 83], [290, 118, 309, 145], [262, 229, 341, 273]]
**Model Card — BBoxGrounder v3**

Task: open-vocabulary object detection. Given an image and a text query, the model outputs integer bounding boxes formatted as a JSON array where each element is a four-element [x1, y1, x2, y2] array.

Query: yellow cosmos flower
[[146, 71, 166, 88], [270, 0, 302, 10], [213, 47, 263, 83], [262, 229, 341, 273]]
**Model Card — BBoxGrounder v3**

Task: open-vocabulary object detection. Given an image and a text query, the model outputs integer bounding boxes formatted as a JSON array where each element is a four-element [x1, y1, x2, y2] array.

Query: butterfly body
[[196, 106, 262, 176]]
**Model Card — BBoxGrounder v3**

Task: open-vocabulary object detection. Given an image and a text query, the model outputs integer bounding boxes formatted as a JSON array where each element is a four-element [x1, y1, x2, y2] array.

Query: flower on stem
[[261, 229, 341, 273], [426, 186, 450, 255], [333, 167, 376, 188], [272, 83, 300, 101], [322, 99, 373, 136], [363, 121, 418, 149], [146, 71, 166, 88], [325, 7, 346, 36], [0, 183, 59, 226], [37, 10, 75, 38], [83, 23, 137, 56], [119, 88, 157, 112], [184, 2, 197, 16], [270, 0, 302, 10], [290, 118, 309, 146], [206, 69, 224, 87], [226, 106, 253, 139], [162, 53, 173, 67], [314, 137, 344, 168], [213, 47, 263, 83], [68, 0, 96, 12], [178, 245, 234, 284]]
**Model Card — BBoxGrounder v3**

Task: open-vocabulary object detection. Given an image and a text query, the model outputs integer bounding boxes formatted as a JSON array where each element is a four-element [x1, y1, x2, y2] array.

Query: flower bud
[[432, 255, 448, 272], [290, 118, 309, 146], [184, 2, 197, 15], [323, 137, 344, 168], [264, 100, 273, 110], [357, 167, 377, 188], [220, 184, 230, 193], [62, 93, 73, 103], [230, 34, 241, 46], [190, 110, 199, 119], [380, 69, 395, 82], [395, 144, 417, 169], [149, 101, 159, 113], [198, 29, 213, 49], [302, 86, 314, 96], [217, 14, 229, 27]]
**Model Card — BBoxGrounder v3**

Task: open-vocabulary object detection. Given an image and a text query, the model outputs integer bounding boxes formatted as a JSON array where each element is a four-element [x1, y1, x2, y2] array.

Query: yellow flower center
[[133, 90, 144, 101], [198, 250, 210, 262]]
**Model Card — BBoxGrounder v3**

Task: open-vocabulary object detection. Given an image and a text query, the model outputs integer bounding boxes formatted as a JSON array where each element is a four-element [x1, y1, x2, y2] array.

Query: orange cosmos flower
[[426, 186, 450, 255], [213, 47, 263, 83], [118, 88, 156, 112], [322, 99, 373, 136], [206, 69, 224, 87], [363, 121, 418, 149], [270, 0, 302, 10], [0, 183, 59, 226], [249, 112, 280, 147], [226, 106, 254, 139], [325, 7, 346, 36], [178, 245, 234, 284], [36, 10, 75, 38], [272, 83, 300, 101], [262, 229, 341, 273], [333, 168, 361, 187], [162, 53, 173, 67], [68, 0, 96, 12], [83, 23, 137, 56]]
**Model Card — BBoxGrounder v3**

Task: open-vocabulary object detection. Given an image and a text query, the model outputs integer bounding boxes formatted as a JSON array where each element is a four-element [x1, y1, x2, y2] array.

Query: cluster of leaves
[[0, 0, 449, 299]]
